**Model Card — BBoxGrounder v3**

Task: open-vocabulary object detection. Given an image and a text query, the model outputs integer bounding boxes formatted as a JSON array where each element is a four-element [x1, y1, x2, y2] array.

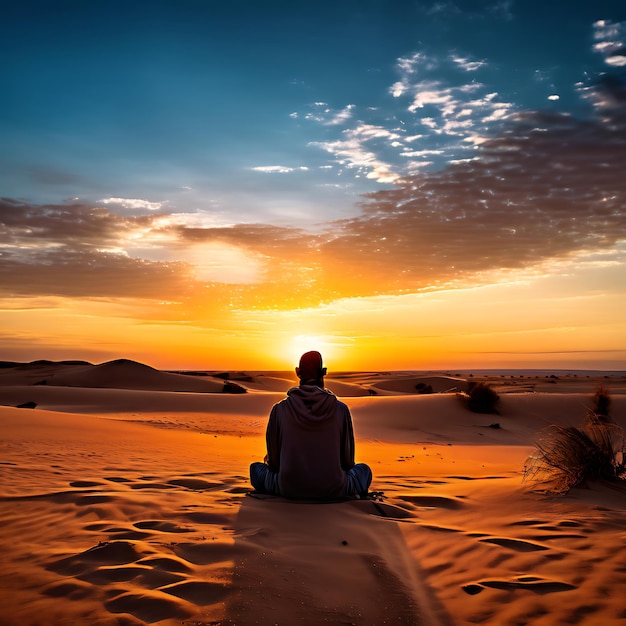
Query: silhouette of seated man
[[250, 351, 372, 499]]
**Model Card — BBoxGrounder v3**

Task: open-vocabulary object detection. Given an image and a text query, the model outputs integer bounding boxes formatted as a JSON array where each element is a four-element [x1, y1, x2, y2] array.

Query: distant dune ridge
[[0, 359, 239, 393], [0, 360, 625, 625]]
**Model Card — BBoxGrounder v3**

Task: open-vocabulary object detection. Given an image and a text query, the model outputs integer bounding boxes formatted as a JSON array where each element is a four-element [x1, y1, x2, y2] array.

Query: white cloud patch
[[391, 52, 514, 143], [297, 103, 356, 126], [593, 19, 626, 67], [100, 197, 165, 211], [311, 124, 401, 184], [296, 22, 626, 189], [296, 47, 519, 183], [390, 52, 438, 97], [252, 166, 309, 174], [451, 54, 487, 71]]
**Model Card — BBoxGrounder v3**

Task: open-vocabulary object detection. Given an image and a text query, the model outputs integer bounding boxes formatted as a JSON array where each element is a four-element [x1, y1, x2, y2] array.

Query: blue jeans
[[249, 462, 372, 498]]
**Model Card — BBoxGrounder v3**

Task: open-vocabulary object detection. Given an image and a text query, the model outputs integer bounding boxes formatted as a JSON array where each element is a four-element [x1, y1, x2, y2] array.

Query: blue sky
[[3, 0, 624, 224], [1, 0, 626, 368]]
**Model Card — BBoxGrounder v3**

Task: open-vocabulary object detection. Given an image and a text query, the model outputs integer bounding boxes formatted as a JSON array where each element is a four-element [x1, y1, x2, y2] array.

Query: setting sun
[[287, 334, 340, 367]]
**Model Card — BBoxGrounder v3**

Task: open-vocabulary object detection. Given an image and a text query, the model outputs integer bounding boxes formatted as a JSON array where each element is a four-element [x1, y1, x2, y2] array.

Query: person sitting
[[249, 351, 372, 499]]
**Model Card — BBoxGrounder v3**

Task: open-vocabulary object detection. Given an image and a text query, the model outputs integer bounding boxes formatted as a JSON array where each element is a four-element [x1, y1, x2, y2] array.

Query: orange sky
[[1, 239, 624, 371], [2, 121, 626, 371], [2, 4, 626, 372]]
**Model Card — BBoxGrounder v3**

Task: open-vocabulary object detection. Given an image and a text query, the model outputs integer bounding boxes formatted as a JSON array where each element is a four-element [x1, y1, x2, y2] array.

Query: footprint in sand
[[47, 540, 145, 576], [84, 523, 154, 541], [507, 518, 588, 541], [104, 476, 133, 483], [463, 576, 576, 595], [133, 520, 192, 533], [396, 494, 464, 510], [69, 480, 105, 488], [167, 477, 222, 490], [479, 537, 550, 552], [129, 482, 175, 490]]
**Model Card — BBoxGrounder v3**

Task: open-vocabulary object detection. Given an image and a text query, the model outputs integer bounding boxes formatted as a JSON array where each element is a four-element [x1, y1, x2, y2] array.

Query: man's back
[[249, 351, 372, 499], [266, 385, 355, 499]]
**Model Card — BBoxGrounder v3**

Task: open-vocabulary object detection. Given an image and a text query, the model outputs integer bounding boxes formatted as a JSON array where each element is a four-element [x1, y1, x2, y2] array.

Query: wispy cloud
[[390, 51, 514, 146], [593, 19, 626, 67], [310, 124, 401, 183], [421, 1, 514, 21], [251, 166, 309, 174], [577, 64, 626, 113], [3, 91, 625, 311], [297, 47, 515, 182], [4, 21, 626, 314], [100, 197, 166, 211], [292, 103, 356, 126], [450, 54, 487, 72]]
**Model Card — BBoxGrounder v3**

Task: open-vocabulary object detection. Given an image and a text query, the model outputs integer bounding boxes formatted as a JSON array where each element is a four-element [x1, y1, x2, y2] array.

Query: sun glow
[[287, 334, 339, 367]]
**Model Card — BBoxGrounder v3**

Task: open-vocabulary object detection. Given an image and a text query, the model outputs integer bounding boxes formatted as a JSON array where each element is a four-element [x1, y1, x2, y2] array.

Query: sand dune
[[1, 363, 625, 625], [0, 359, 234, 393], [368, 375, 469, 395]]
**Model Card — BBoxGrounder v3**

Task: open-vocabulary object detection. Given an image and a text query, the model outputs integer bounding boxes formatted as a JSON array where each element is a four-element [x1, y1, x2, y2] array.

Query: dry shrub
[[465, 381, 500, 414], [592, 385, 611, 422], [523, 387, 625, 493]]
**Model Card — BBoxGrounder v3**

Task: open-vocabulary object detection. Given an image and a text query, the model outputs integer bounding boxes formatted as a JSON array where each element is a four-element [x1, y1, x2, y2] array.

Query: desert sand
[[1, 359, 625, 625]]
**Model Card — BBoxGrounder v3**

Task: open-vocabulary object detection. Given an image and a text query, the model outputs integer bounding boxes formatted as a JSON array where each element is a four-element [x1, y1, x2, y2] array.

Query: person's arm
[[265, 404, 281, 472], [341, 405, 356, 470]]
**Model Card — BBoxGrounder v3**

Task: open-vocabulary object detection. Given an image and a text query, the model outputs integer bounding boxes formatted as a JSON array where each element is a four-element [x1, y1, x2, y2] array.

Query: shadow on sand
[[223, 494, 452, 625]]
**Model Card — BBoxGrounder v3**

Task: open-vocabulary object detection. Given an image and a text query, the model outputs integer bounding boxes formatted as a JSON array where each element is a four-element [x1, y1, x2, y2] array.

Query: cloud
[[325, 107, 626, 291], [192, 99, 626, 304], [310, 124, 402, 183], [251, 166, 309, 174], [593, 19, 626, 67], [0, 200, 191, 298], [3, 64, 626, 312], [295, 45, 517, 183], [100, 197, 166, 211], [0, 246, 192, 300], [390, 52, 513, 145], [578, 71, 626, 114], [421, 1, 513, 21], [294, 103, 356, 126], [450, 54, 487, 72]]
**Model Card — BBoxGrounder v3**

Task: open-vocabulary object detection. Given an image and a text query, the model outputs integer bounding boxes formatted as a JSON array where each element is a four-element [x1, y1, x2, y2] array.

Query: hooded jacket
[[266, 384, 356, 498]]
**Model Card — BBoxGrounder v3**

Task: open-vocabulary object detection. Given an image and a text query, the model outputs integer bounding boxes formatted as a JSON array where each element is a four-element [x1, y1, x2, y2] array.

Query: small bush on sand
[[523, 388, 625, 493], [464, 381, 500, 414], [592, 385, 611, 422]]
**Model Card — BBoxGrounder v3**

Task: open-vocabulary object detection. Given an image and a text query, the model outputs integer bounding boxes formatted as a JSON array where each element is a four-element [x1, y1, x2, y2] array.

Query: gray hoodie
[[266, 384, 356, 498]]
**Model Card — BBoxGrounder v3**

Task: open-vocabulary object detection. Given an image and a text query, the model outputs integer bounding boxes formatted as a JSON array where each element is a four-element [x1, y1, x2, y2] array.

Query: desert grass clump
[[464, 381, 500, 414], [415, 382, 434, 394], [523, 387, 625, 493], [591, 385, 612, 422]]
